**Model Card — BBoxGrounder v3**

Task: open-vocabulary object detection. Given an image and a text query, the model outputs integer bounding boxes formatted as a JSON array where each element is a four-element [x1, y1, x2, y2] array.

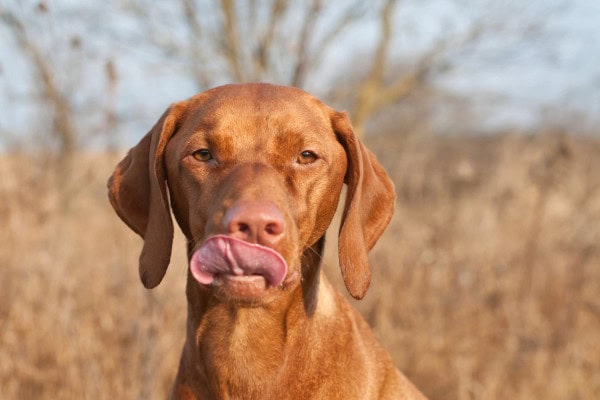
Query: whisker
[[304, 243, 334, 270]]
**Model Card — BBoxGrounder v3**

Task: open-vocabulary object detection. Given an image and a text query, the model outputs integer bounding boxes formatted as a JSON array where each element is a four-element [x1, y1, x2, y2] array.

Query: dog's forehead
[[197, 83, 321, 107], [185, 84, 332, 135]]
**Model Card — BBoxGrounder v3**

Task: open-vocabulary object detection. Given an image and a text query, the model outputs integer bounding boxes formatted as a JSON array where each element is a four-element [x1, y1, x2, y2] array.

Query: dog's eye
[[297, 150, 317, 165], [192, 149, 213, 162]]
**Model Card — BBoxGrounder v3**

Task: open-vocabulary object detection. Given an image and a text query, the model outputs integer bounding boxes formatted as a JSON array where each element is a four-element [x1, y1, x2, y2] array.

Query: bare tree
[[1, 0, 581, 153], [346, 0, 498, 136], [1, 6, 77, 156], [127, 0, 501, 137], [125, 0, 370, 91], [104, 60, 119, 151], [351, 0, 398, 136]]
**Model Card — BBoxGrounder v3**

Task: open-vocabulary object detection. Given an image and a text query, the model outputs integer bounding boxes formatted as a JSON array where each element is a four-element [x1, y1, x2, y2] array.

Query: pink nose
[[223, 202, 285, 247]]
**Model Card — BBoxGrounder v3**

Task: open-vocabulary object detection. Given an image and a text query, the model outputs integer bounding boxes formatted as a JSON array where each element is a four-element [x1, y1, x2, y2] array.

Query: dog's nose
[[224, 202, 285, 247]]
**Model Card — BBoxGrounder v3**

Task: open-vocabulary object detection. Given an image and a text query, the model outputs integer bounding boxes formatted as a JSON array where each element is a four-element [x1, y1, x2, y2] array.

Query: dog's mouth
[[190, 235, 288, 289]]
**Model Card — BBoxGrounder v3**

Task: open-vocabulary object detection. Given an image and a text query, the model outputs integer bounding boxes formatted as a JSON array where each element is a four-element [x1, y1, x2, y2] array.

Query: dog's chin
[[208, 271, 301, 305]]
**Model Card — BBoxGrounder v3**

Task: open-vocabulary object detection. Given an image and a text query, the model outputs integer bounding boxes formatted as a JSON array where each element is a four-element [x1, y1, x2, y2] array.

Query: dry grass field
[[1, 133, 599, 399]]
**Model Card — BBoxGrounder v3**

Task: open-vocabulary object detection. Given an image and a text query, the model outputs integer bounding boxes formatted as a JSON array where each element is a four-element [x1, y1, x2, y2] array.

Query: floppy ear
[[332, 111, 396, 300], [107, 102, 187, 288]]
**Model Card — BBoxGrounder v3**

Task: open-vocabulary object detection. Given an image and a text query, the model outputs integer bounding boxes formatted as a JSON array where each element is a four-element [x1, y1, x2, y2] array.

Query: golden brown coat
[[108, 83, 426, 399]]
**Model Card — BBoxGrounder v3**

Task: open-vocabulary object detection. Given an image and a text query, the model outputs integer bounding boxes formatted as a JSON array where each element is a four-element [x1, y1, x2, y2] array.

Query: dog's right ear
[[107, 102, 188, 288]]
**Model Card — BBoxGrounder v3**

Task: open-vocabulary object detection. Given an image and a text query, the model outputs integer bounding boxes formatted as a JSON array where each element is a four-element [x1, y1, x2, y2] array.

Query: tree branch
[[181, 0, 212, 89], [294, 0, 367, 89], [1, 10, 76, 155], [254, 0, 288, 80], [351, 0, 397, 136], [219, 0, 245, 82], [290, 0, 320, 87]]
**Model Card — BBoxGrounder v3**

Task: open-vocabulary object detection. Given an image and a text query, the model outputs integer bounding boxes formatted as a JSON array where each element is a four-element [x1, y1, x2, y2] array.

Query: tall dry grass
[[1, 134, 599, 399]]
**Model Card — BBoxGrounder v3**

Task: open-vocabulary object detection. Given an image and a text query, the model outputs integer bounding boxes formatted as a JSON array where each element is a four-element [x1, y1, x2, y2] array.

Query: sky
[[0, 0, 599, 149], [436, 0, 600, 132]]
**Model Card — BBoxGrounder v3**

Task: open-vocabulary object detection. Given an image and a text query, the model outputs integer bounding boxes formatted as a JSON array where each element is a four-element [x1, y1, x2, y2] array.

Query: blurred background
[[1, 1, 599, 399]]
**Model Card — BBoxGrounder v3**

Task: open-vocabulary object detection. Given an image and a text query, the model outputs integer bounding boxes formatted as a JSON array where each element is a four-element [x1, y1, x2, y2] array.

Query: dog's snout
[[224, 202, 285, 247]]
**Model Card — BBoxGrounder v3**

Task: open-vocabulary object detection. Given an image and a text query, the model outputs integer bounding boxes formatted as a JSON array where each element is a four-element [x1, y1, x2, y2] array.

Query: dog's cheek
[[170, 194, 191, 237], [166, 182, 192, 239], [297, 200, 327, 248], [305, 164, 346, 245]]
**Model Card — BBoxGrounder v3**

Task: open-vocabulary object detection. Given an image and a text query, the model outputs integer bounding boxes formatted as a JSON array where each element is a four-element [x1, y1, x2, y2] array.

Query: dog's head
[[108, 83, 394, 302]]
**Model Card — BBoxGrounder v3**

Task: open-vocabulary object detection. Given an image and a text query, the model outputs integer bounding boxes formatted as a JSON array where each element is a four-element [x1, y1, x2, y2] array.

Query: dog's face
[[164, 85, 347, 302], [108, 83, 395, 304]]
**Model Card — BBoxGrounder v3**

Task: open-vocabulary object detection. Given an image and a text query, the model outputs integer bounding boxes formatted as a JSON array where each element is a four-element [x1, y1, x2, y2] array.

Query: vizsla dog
[[108, 83, 426, 399]]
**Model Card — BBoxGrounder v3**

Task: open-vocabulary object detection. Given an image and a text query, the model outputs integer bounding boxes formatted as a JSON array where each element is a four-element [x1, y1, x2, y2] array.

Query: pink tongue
[[190, 235, 288, 287]]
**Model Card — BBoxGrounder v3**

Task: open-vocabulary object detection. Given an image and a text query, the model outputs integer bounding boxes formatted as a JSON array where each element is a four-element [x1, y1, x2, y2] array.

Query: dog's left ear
[[331, 111, 396, 300]]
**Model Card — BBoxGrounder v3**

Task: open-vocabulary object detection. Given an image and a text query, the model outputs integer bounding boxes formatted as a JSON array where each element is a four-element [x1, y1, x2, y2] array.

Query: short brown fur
[[108, 83, 426, 399]]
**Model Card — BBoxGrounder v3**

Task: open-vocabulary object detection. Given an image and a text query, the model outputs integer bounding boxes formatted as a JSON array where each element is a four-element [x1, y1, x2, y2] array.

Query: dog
[[108, 83, 426, 399]]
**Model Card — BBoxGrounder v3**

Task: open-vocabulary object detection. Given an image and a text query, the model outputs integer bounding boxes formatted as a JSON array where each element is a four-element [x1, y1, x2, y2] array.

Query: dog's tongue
[[190, 235, 288, 287]]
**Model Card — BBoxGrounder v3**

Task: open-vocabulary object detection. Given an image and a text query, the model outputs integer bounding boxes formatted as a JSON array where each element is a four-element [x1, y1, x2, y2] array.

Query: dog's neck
[[182, 237, 326, 396]]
